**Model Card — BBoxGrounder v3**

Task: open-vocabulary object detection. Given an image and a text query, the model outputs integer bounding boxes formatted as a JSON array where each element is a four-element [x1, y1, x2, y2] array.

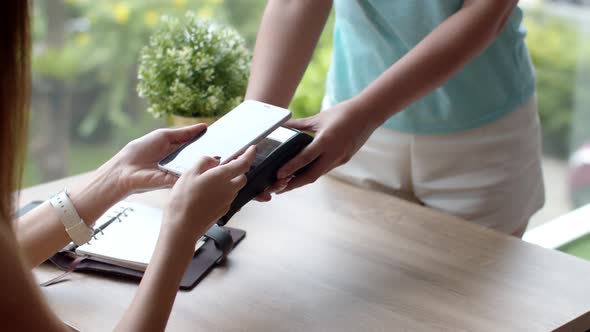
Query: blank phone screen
[[160, 100, 291, 175]]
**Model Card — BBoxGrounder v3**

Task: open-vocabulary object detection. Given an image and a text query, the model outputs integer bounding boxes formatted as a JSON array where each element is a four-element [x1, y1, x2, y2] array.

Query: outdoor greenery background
[[27, 0, 590, 193]]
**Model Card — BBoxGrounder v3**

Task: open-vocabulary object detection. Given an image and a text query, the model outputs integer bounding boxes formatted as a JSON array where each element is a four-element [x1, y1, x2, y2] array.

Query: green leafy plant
[[525, 11, 590, 158], [32, 0, 226, 137], [137, 12, 250, 118]]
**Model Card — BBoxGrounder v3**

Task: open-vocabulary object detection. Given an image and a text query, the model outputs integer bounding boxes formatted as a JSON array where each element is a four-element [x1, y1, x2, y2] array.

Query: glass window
[[28, 0, 331, 187], [29, 1, 590, 246], [521, 0, 590, 227]]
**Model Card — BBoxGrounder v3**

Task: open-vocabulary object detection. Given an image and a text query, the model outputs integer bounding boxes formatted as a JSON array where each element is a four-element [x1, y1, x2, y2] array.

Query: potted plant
[[137, 11, 250, 126]]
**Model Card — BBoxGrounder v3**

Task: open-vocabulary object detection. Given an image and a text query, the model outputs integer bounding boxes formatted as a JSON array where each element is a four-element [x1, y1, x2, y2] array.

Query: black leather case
[[218, 128, 313, 225]]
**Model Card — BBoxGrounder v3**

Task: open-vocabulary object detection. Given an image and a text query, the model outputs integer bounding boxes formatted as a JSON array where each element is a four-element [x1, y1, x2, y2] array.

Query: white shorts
[[328, 97, 545, 234]]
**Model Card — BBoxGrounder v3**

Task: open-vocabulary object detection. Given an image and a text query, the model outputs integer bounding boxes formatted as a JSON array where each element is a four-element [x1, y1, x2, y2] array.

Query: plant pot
[[166, 114, 217, 127]]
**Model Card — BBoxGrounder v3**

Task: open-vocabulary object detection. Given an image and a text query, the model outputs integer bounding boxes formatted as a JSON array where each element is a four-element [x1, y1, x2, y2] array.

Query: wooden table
[[20, 174, 590, 331]]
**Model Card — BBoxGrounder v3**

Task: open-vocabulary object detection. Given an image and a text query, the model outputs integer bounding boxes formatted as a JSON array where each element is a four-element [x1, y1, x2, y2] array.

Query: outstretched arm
[[350, 0, 518, 125], [246, 0, 332, 200], [115, 147, 255, 332], [278, 0, 519, 191], [4, 125, 254, 332], [15, 125, 206, 268], [245, 0, 333, 107]]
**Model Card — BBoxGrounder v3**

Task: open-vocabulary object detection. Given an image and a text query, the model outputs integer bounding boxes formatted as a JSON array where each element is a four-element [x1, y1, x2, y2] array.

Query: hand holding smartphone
[[159, 100, 291, 176], [218, 126, 313, 225]]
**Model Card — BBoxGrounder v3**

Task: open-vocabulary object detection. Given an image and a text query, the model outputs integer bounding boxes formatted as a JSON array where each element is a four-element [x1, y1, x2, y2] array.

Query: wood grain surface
[[18, 173, 590, 332]]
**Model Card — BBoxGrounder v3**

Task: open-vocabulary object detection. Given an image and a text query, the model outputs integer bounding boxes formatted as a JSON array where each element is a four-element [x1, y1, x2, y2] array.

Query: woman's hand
[[115, 146, 255, 332], [276, 99, 380, 193], [163, 146, 256, 243], [101, 124, 208, 196]]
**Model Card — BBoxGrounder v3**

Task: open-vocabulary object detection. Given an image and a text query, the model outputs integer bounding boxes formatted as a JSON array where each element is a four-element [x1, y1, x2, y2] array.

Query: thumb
[[163, 123, 208, 144], [285, 116, 318, 133], [192, 156, 221, 175]]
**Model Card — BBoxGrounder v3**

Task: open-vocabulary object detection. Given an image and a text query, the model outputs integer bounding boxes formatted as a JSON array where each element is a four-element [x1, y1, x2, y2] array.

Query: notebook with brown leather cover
[[17, 201, 245, 290]]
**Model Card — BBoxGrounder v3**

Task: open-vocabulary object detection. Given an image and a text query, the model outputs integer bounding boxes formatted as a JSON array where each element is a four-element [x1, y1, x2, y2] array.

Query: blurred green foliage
[[289, 14, 334, 118], [29, 1, 590, 189], [32, 0, 330, 133], [32, 1, 590, 145], [33, 0, 227, 136], [525, 11, 590, 158], [27, 0, 331, 186]]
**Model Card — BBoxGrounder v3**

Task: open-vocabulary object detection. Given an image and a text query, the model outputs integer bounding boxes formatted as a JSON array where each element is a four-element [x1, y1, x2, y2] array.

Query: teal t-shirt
[[326, 0, 536, 134]]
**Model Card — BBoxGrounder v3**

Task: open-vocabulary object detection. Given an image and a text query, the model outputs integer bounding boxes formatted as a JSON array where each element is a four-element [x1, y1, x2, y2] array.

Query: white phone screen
[[160, 100, 291, 175]]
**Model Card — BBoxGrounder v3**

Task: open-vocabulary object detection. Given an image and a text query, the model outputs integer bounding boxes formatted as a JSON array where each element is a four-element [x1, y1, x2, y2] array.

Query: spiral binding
[[86, 206, 134, 245]]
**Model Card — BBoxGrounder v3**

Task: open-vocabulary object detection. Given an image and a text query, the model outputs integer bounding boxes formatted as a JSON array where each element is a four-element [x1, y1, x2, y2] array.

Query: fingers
[[266, 178, 290, 193], [218, 146, 256, 178], [277, 142, 321, 179], [284, 116, 318, 132], [192, 156, 221, 175], [280, 157, 330, 193], [253, 177, 290, 202], [230, 174, 248, 189], [255, 191, 272, 202], [160, 123, 207, 144], [254, 177, 290, 202]]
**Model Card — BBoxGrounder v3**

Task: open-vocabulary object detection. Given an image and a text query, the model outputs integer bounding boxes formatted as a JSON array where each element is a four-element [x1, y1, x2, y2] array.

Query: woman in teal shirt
[[248, 0, 544, 237]]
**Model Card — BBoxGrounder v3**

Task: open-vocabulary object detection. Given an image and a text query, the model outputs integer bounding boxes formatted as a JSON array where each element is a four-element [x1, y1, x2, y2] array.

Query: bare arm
[[245, 0, 332, 107], [15, 124, 201, 267], [278, 0, 520, 191], [115, 147, 255, 332], [356, 0, 519, 126], [0, 223, 72, 331], [5, 158, 128, 331], [15, 170, 126, 268], [5, 125, 254, 332]]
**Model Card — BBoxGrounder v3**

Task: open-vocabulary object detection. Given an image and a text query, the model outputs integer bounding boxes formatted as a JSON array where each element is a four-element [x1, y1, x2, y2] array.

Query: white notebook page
[[75, 201, 203, 271]]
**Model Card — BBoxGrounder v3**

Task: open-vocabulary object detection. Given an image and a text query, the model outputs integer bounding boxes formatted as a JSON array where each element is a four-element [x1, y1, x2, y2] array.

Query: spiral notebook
[[17, 200, 246, 290], [74, 202, 205, 271]]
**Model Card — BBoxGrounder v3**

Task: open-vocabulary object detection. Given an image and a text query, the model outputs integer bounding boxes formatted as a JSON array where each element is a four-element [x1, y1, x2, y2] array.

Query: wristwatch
[[49, 190, 93, 246]]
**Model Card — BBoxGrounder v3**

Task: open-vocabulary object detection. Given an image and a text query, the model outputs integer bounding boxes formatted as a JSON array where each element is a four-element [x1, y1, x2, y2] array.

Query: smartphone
[[159, 100, 291, 176], [218, 127, 313, 225]]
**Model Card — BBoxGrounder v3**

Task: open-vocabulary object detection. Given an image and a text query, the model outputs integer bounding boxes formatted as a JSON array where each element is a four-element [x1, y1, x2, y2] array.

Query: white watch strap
[[49, 191, 93, 246]]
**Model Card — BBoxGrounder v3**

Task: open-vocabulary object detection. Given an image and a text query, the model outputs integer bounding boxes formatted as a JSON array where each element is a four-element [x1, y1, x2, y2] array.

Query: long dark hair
[[0, 1, 31, 223]]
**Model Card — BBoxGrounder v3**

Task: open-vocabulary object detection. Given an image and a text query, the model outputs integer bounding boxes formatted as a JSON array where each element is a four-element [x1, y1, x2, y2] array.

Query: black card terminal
[[218, 127, 313, 225]]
